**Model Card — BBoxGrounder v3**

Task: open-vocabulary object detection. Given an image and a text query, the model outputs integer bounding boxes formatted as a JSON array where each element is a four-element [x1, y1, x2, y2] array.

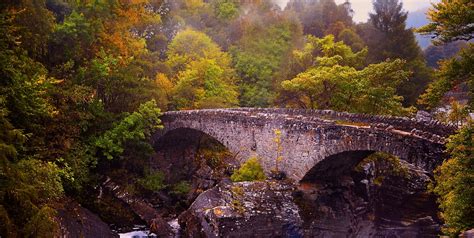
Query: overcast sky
[[274, 0, 441, 23]]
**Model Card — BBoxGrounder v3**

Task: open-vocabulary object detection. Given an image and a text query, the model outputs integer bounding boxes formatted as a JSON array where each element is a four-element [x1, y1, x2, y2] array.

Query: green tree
[[286, 0, 353, 37], [94, 100, 163, 160], [166, 28, 232, 74], [172, 58, 238, 109], [430, 121, 474, 236], [166, 29, 238, 109], [231, 12, 303, 107], [363, 0, 432, 106], [417, 0, 474, 44], [280, 35, 411, 115], [418, 45, 474, 109]]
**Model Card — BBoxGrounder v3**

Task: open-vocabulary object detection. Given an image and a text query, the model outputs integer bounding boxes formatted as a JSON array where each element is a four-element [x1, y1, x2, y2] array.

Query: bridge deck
[[163, 108, 456, 144]]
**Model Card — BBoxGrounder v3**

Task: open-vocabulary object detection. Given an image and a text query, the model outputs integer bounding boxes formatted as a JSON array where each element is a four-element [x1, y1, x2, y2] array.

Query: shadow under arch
[[152, 127, 237, 183], [301, 150, 375, 183], [295, 149, 442, 236]]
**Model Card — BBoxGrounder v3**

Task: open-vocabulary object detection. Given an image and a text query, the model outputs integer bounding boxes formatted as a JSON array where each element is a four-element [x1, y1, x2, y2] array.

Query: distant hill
[[407, 7, 433, 49]]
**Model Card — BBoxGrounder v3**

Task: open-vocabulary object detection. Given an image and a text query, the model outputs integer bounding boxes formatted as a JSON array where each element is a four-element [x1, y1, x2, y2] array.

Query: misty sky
[[274, 0, 441, 23]]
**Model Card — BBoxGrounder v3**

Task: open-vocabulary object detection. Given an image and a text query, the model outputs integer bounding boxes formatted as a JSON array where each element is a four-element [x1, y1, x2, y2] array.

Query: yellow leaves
[[273, 129, 283, 171], [155, 73, 173, 92], [184, 0, 205, 10]]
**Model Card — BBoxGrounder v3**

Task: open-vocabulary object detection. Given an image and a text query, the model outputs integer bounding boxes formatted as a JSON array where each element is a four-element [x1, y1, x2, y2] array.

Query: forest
[[0, 0, 473, 237]]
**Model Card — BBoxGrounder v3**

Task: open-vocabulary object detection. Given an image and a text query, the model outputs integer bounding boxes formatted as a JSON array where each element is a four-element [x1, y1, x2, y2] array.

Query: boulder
[[55, 198, 117, 238], [178, 181, 303, 238]]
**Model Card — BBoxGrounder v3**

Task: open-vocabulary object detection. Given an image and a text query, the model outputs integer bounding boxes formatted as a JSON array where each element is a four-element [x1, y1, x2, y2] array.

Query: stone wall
[[153, 109, 452, 181]]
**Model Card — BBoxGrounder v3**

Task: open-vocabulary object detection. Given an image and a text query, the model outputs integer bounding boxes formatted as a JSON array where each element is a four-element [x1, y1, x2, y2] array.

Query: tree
[[417, 0, 474, 109], [363, 0, 433, 106], [280, 35, 412, 115], [430, 121, 474, 236], [94, 100, 163, 160], [369, 0, 407, 34], [2, 0, 55, 58], [418, 45, 474, 109], [286, 0, 353, 37], [172, 58, 238, 109], [166, 29, 238, 109], [424, 41, 468, 68], [231, 11, 303, 107], [417, 0, 474, 45], [166, 28, 232, 74]]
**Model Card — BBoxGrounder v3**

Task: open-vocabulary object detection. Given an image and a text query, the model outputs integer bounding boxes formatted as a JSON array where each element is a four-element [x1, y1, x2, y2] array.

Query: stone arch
[[153, 124, 244, 161], [296, 130, 445, 182]]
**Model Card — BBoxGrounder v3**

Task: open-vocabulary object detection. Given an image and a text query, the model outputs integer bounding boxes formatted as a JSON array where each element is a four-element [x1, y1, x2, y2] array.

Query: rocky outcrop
[[55, 198, 117, 238], [101, 177, 174, 237], [179, 160, 441, 237], [179, 181, 303, 237]]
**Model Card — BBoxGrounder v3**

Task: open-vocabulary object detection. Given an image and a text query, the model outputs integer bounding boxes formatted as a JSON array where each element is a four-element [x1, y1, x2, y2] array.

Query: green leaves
[[417, 0, 474, 44], [138, 170, 166, 192], [431, 122, 474, 236], [173, 58, 238, 109], [166, 29, 238, 109], [419, 44, 474, 109], [94, 100, 163, 160], [281, 35, 411, 115], [231, 14, 303, 107], [231, 157, 266, 182]]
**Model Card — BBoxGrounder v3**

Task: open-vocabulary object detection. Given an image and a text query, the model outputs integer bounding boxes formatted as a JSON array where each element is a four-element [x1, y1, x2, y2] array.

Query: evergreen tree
[[363, 0, 432, 106]]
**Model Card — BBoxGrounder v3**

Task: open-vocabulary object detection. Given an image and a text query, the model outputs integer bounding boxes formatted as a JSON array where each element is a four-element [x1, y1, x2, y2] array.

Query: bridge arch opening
[[151, 128, 237, 207], [295, 150, 441, 236]]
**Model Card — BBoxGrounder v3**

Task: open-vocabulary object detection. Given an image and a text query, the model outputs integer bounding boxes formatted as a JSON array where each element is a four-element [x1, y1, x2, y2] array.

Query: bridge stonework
[[152, 108, 456, 182]]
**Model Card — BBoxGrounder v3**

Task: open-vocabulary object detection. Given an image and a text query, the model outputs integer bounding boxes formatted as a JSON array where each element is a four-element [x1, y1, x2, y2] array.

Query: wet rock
[[178, 181, 303, 238], [55, 198, 117, 238], [179, 159, 442, 238], [461, 229, 474, 238], [101, 177, 174, 237], [296, 160, 441, 237]]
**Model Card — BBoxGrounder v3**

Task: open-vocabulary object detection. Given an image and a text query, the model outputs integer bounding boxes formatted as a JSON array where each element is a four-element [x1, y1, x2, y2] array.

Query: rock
[[461, 229, 474, 238], [416, 110, 433, 122], [178, 181, 303, 238], [54, 198, 117, 238], [179, 158, 442, 237], [101, 177, 174, 237]]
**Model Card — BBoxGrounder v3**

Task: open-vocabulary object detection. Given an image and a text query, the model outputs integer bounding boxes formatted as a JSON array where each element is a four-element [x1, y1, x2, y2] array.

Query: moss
[[231, 185, 244, 197], [355, 152, 409, 181], [171, 181, 191, 197], [334, 120, 370, 127], [230, 199, 245, 215], [137, 170, 166, 192]]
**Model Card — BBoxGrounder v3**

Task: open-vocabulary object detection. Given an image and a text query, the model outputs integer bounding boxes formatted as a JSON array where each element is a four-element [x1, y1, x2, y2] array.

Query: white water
[[118, 230, 157, 238]]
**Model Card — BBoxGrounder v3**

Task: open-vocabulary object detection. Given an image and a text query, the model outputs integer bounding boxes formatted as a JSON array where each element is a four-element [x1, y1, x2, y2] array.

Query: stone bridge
[[152, 108, 457, 182]]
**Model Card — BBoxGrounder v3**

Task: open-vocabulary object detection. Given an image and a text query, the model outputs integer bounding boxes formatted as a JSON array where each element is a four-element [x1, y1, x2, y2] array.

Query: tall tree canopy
[[417, 0, 474, 44], [417, 0, 474, 110], [231, 10, 303, 107], [280, 35, 411, 115], [360, 0, 432, 106], [166, 29, 238, 109]]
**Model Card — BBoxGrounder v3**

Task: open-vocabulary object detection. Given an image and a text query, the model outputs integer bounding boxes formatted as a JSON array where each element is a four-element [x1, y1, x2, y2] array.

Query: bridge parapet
[[227, 108, 457, 137], [162, 108, 456, 144]]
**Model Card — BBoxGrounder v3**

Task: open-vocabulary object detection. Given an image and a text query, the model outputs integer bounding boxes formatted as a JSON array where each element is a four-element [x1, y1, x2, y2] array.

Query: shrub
[[231, 157, 266, 182], [171, 181, 191, 197], [430, 121, 474, 236], [138, 170, 166, 192]]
